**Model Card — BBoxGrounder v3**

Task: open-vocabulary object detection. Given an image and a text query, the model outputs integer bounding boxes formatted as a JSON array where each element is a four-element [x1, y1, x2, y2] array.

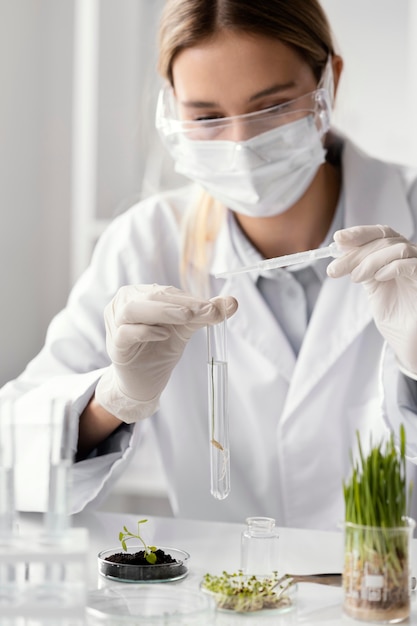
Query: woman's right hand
[[95, 284, 238, 423]]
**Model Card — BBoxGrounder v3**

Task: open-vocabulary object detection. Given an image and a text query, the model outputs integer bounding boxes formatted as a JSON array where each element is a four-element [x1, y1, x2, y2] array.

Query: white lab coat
[[4, 136, 417, 530]]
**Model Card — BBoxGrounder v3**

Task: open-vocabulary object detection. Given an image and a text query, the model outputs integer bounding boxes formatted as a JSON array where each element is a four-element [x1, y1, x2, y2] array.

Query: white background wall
[[321, 0, 417, 167], [0, 0, 74, 384]]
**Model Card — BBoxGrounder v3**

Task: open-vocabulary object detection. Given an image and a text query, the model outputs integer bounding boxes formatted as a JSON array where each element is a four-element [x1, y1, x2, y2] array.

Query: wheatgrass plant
[[343, 425, 412, 583]]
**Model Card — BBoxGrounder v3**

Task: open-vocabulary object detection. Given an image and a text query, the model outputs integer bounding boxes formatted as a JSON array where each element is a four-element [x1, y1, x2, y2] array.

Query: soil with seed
[[102, 548, 187, 582], [105, 549, 177, 566]]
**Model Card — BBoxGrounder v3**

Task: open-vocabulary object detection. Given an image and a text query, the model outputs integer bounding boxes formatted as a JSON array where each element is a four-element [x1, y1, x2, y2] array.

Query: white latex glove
[[327, 224, 417, 379], [95, 284, 238, 423]]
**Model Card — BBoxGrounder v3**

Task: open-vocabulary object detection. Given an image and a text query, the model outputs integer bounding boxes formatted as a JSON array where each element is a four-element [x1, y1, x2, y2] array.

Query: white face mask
[[172, 114, 327, 216]]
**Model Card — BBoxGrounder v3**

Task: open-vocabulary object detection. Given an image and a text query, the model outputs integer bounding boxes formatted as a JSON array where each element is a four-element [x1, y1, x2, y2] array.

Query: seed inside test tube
[[207, 317, 230, 500]]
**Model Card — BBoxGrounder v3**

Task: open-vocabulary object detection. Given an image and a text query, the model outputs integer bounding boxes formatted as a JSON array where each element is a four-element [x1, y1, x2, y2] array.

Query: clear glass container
[[87, 585, 216, 624], [343, 517, 415, 623], [98, 546, 190, 583], [241, 517, 279, 576]]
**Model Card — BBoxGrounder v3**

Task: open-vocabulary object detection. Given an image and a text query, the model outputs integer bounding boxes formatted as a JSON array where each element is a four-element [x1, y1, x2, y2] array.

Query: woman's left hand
[[327, 224, 417, 378]]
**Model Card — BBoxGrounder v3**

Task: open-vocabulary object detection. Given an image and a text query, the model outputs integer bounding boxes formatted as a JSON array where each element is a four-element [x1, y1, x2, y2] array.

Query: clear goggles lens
[[156, 87, 332, 142]]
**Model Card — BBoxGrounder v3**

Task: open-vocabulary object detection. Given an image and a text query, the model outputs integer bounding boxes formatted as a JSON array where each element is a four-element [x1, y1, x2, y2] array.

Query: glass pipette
[[215, 241, 341, 278], [207, 317, 230, 500]]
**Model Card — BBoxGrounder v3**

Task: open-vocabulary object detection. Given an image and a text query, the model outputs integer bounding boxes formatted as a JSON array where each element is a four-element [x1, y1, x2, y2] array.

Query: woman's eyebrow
[[179, 99, 220, 108], [249, 81, 296, 102], [179, 82, 296, 109]]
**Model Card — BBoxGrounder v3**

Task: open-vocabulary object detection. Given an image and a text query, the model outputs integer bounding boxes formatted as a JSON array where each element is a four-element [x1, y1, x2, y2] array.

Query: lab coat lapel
[[283, 275, 372, 416], [220, 275, 296, 383]]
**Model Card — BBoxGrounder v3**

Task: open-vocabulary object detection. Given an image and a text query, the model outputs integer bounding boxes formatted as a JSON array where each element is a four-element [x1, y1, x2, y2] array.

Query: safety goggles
[[156, 87, 331, 144], [156, 54, 334, 144]]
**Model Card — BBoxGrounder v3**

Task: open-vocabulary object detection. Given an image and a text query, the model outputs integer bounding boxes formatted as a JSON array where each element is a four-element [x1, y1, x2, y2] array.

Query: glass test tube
[[37, 399, 75, 595], [207, 318, 230, 500], [44, 398, 74, 540]]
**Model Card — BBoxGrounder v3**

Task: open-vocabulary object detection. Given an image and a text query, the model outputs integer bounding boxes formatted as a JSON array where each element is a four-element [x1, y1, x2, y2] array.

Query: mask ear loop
[[318, 55, 335, 107]]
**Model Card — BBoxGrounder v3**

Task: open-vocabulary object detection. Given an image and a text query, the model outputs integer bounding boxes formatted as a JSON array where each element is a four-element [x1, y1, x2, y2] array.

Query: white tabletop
[[17, 511, 417, 625]]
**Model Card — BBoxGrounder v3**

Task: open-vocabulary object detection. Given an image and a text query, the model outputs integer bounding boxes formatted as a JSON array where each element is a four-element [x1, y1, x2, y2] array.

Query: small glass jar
[[240, 517, 279, 576]]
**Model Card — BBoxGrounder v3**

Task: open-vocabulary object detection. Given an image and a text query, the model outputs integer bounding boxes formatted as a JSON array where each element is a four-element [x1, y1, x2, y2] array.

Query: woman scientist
[[3, 0, 417, 530]]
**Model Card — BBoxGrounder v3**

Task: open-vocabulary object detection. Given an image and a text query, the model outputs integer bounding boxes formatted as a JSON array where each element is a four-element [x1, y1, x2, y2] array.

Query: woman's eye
[[194, 114, 224, 122], [260, 101, 291, 113]]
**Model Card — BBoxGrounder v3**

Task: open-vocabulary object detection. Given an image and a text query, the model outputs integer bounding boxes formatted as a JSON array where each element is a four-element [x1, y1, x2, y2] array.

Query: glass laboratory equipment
[[44, 398, 75, 538], [87, 585, 216, 624], [33, 398, 88, 615], [0, 398, 89, 624], [215, 241, 342, 278], [207, 318, 230, 500], [343, 518, 415, 623], [240, 517, 279, 576]]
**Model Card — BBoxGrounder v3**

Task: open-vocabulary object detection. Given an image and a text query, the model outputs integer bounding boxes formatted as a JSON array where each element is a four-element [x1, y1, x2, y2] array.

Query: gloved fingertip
[[332, 228, 344, 242], [326, 259, 347, 278], [326, 262, 336, 278], [333, 227, 359, 244], [333, 224, 402, 248], [225, 296, 238, 318], [210, 295, 238, 319]]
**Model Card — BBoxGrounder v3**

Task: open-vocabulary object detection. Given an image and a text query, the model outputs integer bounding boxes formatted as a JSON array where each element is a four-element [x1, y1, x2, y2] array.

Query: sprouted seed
[[118, 519, 157, 564], [202, 570, 294, 613], [210, 357, 223, 451]]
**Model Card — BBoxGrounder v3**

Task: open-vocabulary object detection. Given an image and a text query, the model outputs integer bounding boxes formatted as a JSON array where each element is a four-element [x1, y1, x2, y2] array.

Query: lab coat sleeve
[[379, 173, 417, 458], [8, 369, 139, 513], [381, 344, 417, 460]]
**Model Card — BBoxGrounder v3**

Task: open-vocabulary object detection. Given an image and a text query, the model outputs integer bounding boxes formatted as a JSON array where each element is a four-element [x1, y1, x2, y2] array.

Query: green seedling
[[119, 519, 157, 564]]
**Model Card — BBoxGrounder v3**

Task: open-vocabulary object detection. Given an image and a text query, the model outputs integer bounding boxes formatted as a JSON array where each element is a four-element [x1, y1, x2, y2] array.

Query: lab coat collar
[[220, 273, 297, 381]]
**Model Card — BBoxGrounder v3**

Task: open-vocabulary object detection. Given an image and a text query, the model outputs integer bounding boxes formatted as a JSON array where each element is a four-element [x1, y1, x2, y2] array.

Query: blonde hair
[[157, 0, 336, 293], [180, 190, 225, 297]]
